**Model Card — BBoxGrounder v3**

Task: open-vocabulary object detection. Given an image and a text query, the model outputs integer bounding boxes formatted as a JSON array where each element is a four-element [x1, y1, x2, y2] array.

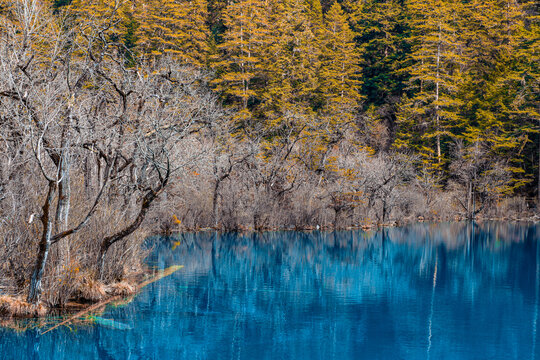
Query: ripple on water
[[1, 222, 540, 360]]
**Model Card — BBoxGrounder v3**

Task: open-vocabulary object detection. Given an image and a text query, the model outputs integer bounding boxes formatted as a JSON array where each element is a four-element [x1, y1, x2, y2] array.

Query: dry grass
[[73, 274, 107, 303], [1, 279, 137, 318], [0, 296, 48, 318], [105, 281, 137, 297]]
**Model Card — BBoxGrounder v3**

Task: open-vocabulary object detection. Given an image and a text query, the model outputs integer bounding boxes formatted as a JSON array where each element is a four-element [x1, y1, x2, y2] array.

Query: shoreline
[[0, 266, 183, 324], [0, 281, 139, 319], [171, 215, 540, 233], [1, 217, 539, 322]]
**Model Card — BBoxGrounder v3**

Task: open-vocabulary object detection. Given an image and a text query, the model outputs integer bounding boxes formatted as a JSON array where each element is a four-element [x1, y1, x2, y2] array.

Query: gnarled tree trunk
[[97, 171, 169, 279], [28, 180, 57, 304]]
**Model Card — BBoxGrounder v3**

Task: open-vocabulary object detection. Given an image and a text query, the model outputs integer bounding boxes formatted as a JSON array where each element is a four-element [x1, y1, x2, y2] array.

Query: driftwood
[[138, 265, 183, 288], [41, 265, 183, 335], [41, 295, 122, 335]]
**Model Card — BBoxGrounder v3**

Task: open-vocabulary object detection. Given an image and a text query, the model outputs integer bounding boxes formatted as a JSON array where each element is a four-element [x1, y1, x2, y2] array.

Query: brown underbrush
[[0, 296, 48, 318], [0, 137, 537, 317], [0, 278, 138, 318]]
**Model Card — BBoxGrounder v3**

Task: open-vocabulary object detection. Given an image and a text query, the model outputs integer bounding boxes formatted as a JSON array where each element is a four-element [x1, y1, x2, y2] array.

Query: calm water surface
[[1, 222, 540, 359]]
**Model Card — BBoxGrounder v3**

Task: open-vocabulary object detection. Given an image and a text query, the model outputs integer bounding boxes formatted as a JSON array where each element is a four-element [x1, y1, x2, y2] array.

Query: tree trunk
[[97, 155, 102, 190], [212, 180, 221, 228], [467, 181, 472, 219], [84, 156, 92, 197], [54, 123, 72, 291], [55, 125, 71, 231], [28, 180, 57, 304], [55, 154, 71, 269], [382, 199, 387, 224], [435, 23, 442, 166], [472, 186, 476, 220], [97, 182, 167, 279]]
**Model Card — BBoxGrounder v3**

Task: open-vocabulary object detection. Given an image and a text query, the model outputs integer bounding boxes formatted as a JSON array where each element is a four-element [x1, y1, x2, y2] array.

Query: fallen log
[[41, 265, 183, 335]]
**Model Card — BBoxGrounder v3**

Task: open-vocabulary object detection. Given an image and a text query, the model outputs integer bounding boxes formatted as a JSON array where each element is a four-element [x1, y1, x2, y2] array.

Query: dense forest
[[0, 0, 538, 309], [48, 0, 540, 212]]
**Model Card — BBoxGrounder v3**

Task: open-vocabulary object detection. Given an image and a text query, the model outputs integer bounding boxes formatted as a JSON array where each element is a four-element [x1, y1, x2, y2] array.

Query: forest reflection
[[152, 221, 539, 303], [2, 222, 539, 360], [140, 221, 540, 359]]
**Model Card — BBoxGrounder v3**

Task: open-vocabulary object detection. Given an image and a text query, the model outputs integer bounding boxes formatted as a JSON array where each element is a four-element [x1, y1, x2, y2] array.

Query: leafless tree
[[360, 152, 416, 224], [450, 139, 512, 220], [0, 1, 220, 303]]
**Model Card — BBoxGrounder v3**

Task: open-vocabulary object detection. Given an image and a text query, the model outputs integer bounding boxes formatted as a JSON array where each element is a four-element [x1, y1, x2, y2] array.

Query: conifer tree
[[396, 0, 464, 173], [211, 0, 271, 127], [304, 2, 361, 173], [262, 0, 321, 126], [137, 0, 210, 66], [306, 0, 323, 35], [318, 2, 362, 118], [458, 0, 534, 191], [137, 0, 186, 59], [352, 0, 411, 109], [518, 0, 540, 201], [182, 0, 211, 67], [290, 0, 323, 107], [259, 0, 295, 123]]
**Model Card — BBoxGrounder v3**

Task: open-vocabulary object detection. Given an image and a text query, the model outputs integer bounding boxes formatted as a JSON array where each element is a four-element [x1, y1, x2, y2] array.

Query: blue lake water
[[1, 222, 540, 359]]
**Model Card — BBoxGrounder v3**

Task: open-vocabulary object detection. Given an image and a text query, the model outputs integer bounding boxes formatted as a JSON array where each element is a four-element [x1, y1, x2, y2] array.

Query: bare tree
[[361, 152, 416, 224], [0, 1, 220, 303], [450, 139, 512, 220]]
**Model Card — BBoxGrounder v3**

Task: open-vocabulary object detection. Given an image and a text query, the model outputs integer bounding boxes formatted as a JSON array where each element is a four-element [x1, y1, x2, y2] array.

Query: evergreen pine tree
[[396, 0, 465, 174], [211, 0, 271, 128], [352, 0, 411, 108], [458, 0, 534, 191], [318, 2, 362, 116], [138, 0, 210, 66], [262, 0, 321, 127]]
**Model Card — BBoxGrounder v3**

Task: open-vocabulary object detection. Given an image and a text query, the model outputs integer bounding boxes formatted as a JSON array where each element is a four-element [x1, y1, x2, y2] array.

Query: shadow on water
[[1, 221, 540, 360]]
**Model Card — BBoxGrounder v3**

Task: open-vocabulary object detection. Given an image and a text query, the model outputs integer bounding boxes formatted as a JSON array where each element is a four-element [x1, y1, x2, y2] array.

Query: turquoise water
[[1, 222, 539, 359]]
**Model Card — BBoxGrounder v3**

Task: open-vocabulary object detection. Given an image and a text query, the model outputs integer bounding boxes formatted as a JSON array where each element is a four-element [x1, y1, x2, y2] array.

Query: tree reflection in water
[[1, 222, 539, 360]]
